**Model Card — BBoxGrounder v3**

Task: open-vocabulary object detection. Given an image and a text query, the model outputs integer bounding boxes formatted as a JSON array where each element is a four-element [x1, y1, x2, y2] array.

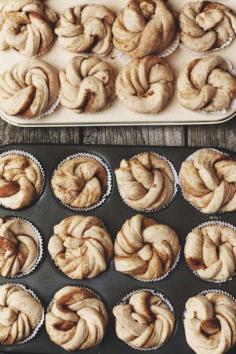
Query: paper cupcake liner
[[0, 216, 44, 279], [116, 151, 178, 214], [0, 283, 45, 346], [116, 288, 175, 351], [185, 220, 236, 284], [51, 152, 113, 212], [0, 149, 46, 210]]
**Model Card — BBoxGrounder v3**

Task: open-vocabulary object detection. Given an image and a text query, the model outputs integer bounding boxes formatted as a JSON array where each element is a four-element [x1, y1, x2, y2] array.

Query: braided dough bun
[[46, 286, 108, 351], [0, 153, 43, 210], [51, 155, 108, 209], [60, 56, 116, 113], [113, 290, 175, 349], [55, 5, 115, 56], [184, 292, 236, 354], [112, 0, 176, 58], [48, 215, 113, 280], [115, 151, 175, 211], [0, 284, 43, 345], [185, 223, 236, 281], [0, 59, 59, 118], [177, 56, 236, 112], [179, 2, 236, 53], [179, 148, 236, 214], [0, 0, 58, 57], [114, 214, 180, 281], [116, 56, 174, 114], [0, 217, 39, 277]]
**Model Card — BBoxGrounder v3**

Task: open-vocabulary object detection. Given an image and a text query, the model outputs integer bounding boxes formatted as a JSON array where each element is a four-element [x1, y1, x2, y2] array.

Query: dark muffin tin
[[0, 144, 236, 354]]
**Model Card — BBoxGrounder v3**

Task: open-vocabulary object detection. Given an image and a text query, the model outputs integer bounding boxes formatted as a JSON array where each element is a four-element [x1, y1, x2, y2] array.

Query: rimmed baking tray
[[0, 0, 236, 127], [0, 144, 236, 354]]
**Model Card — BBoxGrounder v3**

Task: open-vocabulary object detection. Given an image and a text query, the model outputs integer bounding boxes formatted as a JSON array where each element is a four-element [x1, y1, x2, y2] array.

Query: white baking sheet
[[0, 0, 236, 127]]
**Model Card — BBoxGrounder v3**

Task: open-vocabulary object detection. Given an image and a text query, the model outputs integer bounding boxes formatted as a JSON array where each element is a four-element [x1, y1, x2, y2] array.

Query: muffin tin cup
[[0, 216, 44, 279], [116, 151, 178, 214], [51, 152, 113, 212], [0, 149, 46, 210], [1, 283, 45, 346], [116, 288, 175, 351]]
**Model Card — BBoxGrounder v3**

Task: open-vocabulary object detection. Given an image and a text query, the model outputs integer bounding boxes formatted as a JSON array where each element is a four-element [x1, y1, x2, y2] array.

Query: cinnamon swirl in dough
[[46, 286, 108, 351], [184, 292, 236, 354], [115, 151, 175, 211], [0, 59, 59, 118], [60, 56, 116, 113], [114, 214, 180, 281], [48, 215, 113, 280], [112, 0, 176, 58], [180, 148, 236, 213], [113, 290, 175, 349], [177, 56, 236, 112], [116, 56, 174, 114], [55, 5, 115, 56], [180, 2, 236, 53]]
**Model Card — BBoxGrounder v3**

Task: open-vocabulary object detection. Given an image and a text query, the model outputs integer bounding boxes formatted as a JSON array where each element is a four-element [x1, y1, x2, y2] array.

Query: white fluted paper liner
[[116, 151, 178, 214], [0, 283, 45, 346], [116, 288, 175, 351], [186, 220, 236, 284], [0, 149, 46, 210], [0, 216, 44, 279], [51, 152, 113, 212]]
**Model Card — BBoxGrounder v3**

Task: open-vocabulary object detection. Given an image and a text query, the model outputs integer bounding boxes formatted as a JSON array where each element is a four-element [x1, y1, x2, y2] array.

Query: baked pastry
[[112, 0, 176, 58], [179, 2, 236, 53], [0, 153, 43, 210], [0, 217, 40, 277], [60, 56, 116, 113], [48, 215, 113, 280], [184, 292, 236, 354], [114, 214, 180, 280], [179, 148, 236, 213], [0, 0, 58, 57], [115, 151, 175, 211], [177, 56, 236, 112], [46, 286, 108, 351], [0, 283, 43, 345], [51, 155, 108, 209], [113, 290, 175, 349], [55, 5, 115, 56], [116, 56, 175, 114], [0, 59, 59, 118], [185, 224, 236, 281]]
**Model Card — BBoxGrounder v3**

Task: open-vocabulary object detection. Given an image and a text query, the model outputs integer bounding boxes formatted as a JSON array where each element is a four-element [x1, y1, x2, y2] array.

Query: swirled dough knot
[[0, 217, 39, 277], [0, 0, 58, 57], [0, 59, 59, 118], [48, 215, 113, 280], [60, 56, 116, 113], [115, 151, 175, 211], [114, 214, 180, 280], [0, 284, 43, 345], [180, 148, 236, 213], [177, 56, 236, 112], [113, 290, 175, 349], [55, 5, 115, 56], [179, 2, 236, 52], [0, 154, 43, 209], [51, 155, 108, 209], [45, 286, 108, 351], [112, 0, 176, 58], [116, 56, 174, 114], [184, 292, 236, 354]]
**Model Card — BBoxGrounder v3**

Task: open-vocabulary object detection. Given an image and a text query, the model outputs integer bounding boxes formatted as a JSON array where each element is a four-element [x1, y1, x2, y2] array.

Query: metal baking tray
[[0, 0, 236, 127], [0, 144, 236, 354]]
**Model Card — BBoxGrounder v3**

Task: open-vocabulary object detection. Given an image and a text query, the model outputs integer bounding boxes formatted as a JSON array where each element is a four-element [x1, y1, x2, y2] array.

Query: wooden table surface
[[1, 119, 236, 151]]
